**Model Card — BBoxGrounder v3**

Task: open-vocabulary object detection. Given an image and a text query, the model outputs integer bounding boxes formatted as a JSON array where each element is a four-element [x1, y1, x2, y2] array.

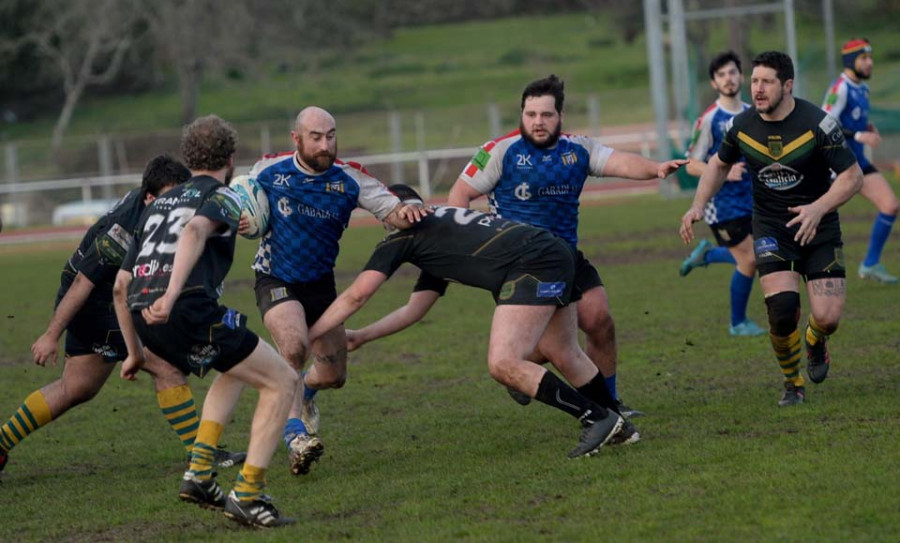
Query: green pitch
[[1, 192, 898, 541]]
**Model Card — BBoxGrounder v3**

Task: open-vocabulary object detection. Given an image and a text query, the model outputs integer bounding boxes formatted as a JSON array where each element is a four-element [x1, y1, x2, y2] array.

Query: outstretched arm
[[31, 272, 96, 366], [346, 289, 441, 351], [309, 270, 389, 344], [602, 150, 687, 180]]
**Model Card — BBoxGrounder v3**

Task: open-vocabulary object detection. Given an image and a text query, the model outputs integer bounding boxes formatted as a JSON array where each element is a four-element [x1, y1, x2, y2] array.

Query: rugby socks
[[232, 464, 267, 502], [805, 316, 829, 347], [534, 371, 608, 421], [863, 212, 896, 267], [302, 372, 318, 403], [604, 374, 618, 401], [770, 330, 805, 387], [283, 418, 308, 448], [188, 420, 224, 481], [705, 247, 737, 265], [730, 270, 755, 326], [0, 391, 53, 454], [578, 373, 621, 413], [157, 384, 199, 454]]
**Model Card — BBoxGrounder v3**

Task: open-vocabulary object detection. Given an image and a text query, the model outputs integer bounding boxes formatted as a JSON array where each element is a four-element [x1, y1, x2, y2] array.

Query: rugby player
[[0, 155, 244, 474], [447, 74, 685, 415], [822, 38, 898, 284], [245, 106, 427, 476], [679, 51, 765, 337], [115, 115, 297, 527], [681, 51, 863, 406], [309, 184, 635, 458]]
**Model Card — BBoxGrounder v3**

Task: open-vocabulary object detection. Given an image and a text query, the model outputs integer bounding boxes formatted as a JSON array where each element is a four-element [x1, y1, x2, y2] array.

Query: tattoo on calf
[[315, 348, 347, 366]]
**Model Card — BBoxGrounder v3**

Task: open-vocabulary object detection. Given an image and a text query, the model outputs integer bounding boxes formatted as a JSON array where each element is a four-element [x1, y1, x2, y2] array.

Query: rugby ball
[[230, 175, 270, 239]]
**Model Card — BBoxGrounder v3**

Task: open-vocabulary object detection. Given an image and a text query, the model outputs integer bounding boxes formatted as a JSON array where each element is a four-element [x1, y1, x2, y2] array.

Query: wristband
[[854, 132, 863, 142]]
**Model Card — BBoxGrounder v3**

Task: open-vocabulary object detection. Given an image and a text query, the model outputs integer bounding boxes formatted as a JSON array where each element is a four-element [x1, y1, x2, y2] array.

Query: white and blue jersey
[[687, 101, 754, 225], [249, 152, 400, 283], [459, 130, 613, 246], [822, 73, 871, 170]]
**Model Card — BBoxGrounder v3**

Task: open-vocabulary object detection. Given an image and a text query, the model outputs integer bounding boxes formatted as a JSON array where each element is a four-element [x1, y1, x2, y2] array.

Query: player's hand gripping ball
[[230, 175, 270, 239]]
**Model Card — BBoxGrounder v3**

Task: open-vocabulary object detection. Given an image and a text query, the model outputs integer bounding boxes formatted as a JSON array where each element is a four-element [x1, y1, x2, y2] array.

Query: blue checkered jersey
[[686, 101, 753, 225], [459, 130, 613, 246], [249, 153, 400, 283], [822, 73, 871, 169]]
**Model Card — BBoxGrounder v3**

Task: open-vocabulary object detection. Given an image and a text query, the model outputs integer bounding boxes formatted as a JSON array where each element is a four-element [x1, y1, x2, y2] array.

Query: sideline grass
[[0, 190, 898, 541]]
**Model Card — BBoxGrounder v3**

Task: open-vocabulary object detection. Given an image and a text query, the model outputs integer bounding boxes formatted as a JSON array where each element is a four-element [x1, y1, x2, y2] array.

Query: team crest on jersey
[[472, 148, 491, 171], [758, 163, 803, 191], [560, 151, 578, 166], [326, 181, 345, 193], [514, 182, 532, 201], [767, 136, 783, 157], [278, 197, 293, 217]]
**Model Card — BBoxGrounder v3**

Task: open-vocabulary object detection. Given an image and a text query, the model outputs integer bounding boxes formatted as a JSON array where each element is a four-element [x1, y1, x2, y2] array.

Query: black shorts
[[64, 303, 125, 363], [133, 295, 259, 378], [753, 216, 845, 280], [862, 163, 878, 176], [496, 233, 577, 306], [254, 272, 337, 327], [709, 215, 753, 248], [574, 250, 604, 293]]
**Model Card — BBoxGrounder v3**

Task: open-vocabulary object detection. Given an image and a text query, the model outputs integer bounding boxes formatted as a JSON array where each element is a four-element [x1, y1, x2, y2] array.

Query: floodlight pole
[[823, 0, 837, 82], [643, 0, 675, 197]]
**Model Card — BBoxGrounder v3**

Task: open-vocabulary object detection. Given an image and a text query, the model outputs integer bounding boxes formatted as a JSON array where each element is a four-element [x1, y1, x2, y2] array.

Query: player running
[[822, 38, 899, 284], [679, 51, 765, 337], [681, 51, 863, 406]]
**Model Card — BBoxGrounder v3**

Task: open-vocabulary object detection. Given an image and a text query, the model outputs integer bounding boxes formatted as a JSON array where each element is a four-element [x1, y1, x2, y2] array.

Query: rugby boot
[[179, 471, 227, 510], [778, 383, 806, 407], [806, 336, 830, 384], [288, 434, 324, 475], [224, 491, 296, 528], [858, 263, 898, 284], [567, 409, 624, 459], [679, 239, 713, 276]]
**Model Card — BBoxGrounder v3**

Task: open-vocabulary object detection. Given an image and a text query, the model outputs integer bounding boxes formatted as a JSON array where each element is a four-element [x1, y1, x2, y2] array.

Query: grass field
[[1, 188, 899, 542]]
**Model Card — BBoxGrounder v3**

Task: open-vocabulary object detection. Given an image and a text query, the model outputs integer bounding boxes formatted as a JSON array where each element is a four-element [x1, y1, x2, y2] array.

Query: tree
[[10, 0, 140, 152]]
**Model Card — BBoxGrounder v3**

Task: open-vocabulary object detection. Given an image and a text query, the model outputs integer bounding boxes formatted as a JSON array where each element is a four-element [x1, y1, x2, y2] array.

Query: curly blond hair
[[180, 115, 238, 171]]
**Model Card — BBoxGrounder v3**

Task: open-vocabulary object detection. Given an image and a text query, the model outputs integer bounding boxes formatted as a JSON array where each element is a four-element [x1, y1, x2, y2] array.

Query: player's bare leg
[[804, 277, 847, 384]]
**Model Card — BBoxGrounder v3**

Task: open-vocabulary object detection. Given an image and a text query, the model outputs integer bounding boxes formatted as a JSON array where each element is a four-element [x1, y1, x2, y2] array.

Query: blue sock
[[283, 417, 308, 447], [302, 375, 318, 402], [730, 270, 754, 326], [863, 212, 896, 267], [704, 247, 736, 265], [604, 374, 618, 401]]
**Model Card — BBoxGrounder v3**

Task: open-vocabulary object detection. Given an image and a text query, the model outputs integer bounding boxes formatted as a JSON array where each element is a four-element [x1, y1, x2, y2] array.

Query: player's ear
[[784, 78, 794, 94]]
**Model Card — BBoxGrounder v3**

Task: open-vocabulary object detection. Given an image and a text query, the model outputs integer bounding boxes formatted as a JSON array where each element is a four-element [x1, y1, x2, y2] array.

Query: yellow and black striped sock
[[0, 391, 53, 453], [805, 316, 829, 347], [157, 385, 199, 454], [770, 330, 805, 387], [232, 464, 266, 502], [188, 420, 223, 481]]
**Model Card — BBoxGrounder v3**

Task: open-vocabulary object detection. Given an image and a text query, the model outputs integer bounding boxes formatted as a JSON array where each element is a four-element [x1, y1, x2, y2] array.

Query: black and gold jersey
[[364, 206, 562, 293], [718, 98, 857, 225]]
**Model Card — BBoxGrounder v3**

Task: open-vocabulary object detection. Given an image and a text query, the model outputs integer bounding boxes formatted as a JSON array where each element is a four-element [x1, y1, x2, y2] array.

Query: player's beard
[[520, 120, 562, 149], [721, 85, 741, 98], [853, 67, 871, 80], [299, 141, 337, 172], [756, 87, 784, 115]]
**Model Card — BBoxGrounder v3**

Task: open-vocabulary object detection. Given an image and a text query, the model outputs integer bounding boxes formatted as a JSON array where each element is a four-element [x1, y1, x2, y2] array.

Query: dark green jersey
[[123, 176, 242, 310], [718, 98, 857, 225], [364, 206, 559, 292]]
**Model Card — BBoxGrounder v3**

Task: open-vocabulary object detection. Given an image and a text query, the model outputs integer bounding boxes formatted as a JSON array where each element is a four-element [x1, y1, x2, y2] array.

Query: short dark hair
[[180, 115, 238, 171], [141, 154, 190, 198], [752, 51, 794, 83], [521, 74, 565, 113], [709, 51, 742, 79]]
